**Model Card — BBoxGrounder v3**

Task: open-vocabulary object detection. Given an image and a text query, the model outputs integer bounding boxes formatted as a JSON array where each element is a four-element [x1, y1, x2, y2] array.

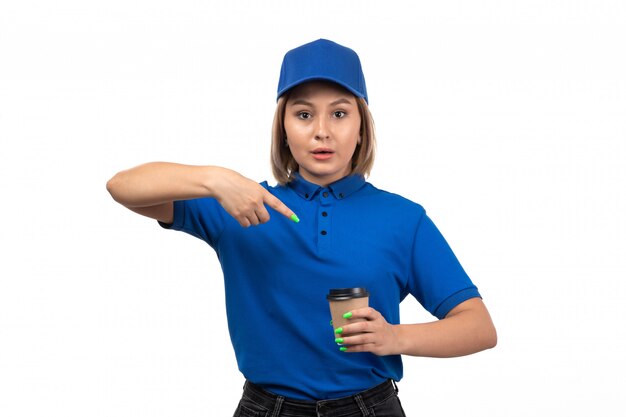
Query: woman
[[107, 39, 497, 416]]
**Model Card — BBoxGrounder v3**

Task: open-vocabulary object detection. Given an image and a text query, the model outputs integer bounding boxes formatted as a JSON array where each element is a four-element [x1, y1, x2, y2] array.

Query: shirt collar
[[288, 172, 366, 201]]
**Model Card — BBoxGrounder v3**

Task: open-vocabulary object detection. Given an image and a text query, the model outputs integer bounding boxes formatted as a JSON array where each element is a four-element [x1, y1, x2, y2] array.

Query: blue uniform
[[160, 173, 480, 400]]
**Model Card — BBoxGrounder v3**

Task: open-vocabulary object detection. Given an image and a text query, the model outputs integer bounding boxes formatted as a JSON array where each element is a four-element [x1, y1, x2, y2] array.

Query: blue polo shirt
[[160, 173, 480, 400]]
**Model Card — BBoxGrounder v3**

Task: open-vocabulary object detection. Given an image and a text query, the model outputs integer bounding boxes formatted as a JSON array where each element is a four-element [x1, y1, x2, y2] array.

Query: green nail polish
[[335, 338, 344, 344], [342, 311, 353, 319], [339, 347, 348, 352], [291, 214, 300, 223], [329, 320, 333, 326], [334, 327, 343, 334]]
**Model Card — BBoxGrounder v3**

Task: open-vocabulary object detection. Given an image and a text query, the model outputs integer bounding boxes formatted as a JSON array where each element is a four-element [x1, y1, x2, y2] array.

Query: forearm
[[106, 162, 225, 207], [395, 301, 497, 358]]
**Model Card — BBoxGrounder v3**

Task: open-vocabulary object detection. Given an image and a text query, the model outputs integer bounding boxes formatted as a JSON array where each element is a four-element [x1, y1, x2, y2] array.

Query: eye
[[297, 111, 312, 120], [333, 111, 346, 118]]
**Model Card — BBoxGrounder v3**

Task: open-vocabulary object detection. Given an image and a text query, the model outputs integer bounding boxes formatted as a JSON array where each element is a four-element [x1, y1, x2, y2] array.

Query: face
[[284, 81, 362, 187]]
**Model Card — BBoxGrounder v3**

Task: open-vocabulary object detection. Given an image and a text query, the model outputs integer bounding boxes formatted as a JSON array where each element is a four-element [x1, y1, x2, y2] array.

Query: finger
[[255, 206, 271, 224], [338, 343, 377, 353], [340, 321, 370, 336], [247, 213, 260, 226], [344, 307, 377, 320], [238, 217, 251, 228], [336, 334, 369, 347], [263, 191, 299, 223]]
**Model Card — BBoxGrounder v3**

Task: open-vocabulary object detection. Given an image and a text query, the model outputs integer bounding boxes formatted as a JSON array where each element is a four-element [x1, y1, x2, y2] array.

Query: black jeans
[[233, 379, 407, 417]]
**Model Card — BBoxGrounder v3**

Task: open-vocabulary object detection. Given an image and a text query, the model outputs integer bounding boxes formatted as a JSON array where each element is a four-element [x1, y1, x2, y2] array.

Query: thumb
[[263, 191, 299, 223]]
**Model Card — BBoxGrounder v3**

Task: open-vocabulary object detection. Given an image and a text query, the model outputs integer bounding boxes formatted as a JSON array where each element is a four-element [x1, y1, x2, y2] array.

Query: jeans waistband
[[242, 379, 398, 417]]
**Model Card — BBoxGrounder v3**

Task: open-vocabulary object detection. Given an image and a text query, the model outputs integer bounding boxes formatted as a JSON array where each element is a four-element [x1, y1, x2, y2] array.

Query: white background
[[1, 1, 625, 415]]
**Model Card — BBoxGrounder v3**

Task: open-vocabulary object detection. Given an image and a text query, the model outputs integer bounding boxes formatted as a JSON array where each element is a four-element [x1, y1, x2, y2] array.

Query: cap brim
[[277, 76, 367, 103]]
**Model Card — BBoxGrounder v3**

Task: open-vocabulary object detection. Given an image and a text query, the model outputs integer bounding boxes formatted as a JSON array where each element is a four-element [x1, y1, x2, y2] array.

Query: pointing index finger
[[263, 191, 299, 223]]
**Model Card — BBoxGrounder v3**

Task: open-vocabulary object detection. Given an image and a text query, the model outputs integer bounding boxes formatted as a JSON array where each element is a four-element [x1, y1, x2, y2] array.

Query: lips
[[311, 148, 334, 160], [312, 148, 334, 155]]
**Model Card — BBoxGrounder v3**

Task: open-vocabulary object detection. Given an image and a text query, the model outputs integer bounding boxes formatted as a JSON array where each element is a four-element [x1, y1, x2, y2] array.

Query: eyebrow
[[289, 98, 354, 107]]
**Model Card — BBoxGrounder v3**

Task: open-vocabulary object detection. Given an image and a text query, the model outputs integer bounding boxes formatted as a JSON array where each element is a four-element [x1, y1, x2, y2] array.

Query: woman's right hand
[[107, 163, 297, 227], [210, 168, 298, 228]]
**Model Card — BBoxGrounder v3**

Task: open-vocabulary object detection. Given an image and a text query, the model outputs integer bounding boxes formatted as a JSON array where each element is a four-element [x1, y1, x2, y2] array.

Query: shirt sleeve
[[407, 211, 481, 319], [158, 197, 227, 249]]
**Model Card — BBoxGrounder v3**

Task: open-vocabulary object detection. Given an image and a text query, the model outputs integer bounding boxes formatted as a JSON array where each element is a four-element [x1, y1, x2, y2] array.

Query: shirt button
[[339, 193, 344, 199], [305, 193, 309, 198], [323, 192, 329, 198], [322, 211, 328, 217], [321, 230, 327, 235]]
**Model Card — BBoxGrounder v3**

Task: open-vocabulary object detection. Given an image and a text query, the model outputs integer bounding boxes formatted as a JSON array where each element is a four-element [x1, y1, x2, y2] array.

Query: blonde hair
[[270, 93, 376, 185]]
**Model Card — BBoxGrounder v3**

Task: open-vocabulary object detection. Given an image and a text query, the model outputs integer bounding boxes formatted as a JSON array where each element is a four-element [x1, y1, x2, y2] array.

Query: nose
[[314, 117, 330, 140]]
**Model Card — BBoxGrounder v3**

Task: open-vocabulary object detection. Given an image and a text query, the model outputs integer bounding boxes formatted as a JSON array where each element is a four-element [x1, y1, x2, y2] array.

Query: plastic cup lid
[[326, 287, 369, 301]]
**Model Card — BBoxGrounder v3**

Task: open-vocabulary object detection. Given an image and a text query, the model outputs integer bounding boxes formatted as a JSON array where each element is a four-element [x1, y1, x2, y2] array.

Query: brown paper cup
[[327, 288, 369, 336]]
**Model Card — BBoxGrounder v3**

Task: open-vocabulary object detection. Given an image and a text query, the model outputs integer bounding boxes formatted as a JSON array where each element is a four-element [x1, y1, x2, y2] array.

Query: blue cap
[[277, 39, 368, 103]]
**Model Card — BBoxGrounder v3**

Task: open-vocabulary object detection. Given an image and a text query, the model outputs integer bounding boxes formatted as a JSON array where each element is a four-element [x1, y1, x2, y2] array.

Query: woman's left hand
[[337, 307, 401, 356]]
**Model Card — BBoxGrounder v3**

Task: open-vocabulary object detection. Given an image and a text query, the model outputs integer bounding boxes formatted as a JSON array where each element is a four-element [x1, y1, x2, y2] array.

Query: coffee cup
[[327, 288, 369, 335]]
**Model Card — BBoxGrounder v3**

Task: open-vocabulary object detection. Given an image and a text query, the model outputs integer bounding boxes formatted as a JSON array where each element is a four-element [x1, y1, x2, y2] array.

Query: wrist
[[393, 324, 423, 356], [392, 324, 410, 356], [202, 165, 228, 198]]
